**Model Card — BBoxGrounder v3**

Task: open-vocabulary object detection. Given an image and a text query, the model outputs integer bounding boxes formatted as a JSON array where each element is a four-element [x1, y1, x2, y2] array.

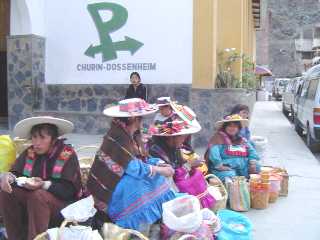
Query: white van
[[272, 78, 290, 101], [282, 77, 302, 121], [294, 64, 320, 151]]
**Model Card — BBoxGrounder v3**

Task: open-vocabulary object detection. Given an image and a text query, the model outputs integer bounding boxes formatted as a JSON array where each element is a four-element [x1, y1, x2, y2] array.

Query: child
[[230, 104, 251, 141], [153, 97, 175, 125]]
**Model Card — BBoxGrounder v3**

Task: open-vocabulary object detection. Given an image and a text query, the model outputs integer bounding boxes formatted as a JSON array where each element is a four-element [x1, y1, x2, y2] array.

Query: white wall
[[10, 0, 193, 85], [10, 0, 45, 36]]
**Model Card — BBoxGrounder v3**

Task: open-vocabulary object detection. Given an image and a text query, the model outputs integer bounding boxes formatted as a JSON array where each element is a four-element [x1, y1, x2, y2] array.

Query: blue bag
[[217, 209, 252, 240]]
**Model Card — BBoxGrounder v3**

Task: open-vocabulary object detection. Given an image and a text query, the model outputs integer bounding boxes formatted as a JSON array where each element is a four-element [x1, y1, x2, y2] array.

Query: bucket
[[250, 182, 270, 209], [271, 168, 289, 197], [268, 174, 282, 203]]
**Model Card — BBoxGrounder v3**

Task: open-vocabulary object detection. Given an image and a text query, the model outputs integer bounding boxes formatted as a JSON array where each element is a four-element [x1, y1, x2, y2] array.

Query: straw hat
[[103, 98, 158, 117], [215, 114, 249, 129], [14, 116, 74, 139], [156, 97, 171, 107], [150, 102, 201, 136]]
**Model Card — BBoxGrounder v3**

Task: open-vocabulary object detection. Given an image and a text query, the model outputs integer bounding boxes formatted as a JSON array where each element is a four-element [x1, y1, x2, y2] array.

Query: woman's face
[[159, 105, 172, 117], [133, 117, 143, 131], [130, 74, 140, 86], [239, 110, 249, 119], [225, 122, 240, 137], [31, 131, 54, 155], [167, 135, 186, 148]]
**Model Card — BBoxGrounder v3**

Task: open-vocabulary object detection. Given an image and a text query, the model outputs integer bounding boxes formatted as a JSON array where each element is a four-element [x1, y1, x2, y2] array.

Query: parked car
[[294, 64, 320, 151], [282, 77, 302, 121], [272, 78, 290, 101], [293, 77, 305, 121]]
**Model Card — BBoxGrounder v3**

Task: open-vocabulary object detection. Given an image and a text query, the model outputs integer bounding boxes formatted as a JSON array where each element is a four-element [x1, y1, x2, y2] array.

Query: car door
[[296, 78, 310, 127]]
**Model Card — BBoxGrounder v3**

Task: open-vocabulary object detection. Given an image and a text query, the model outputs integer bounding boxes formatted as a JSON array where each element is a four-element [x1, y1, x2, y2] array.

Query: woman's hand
[[216, 165, 232, 171], [24, 177, 44, 191], [154, 165, 175, 177], [0, 172, 16, 193], [249, 161, 257, 174], [190, 159, 205, 168]]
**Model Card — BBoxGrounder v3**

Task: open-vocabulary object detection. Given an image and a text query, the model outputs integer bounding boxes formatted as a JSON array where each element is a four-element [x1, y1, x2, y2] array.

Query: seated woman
[[87, 98, 175, 232], [205, 114, 260, 182], [0, 116, 82, 240], [148, 103, 214, 209]]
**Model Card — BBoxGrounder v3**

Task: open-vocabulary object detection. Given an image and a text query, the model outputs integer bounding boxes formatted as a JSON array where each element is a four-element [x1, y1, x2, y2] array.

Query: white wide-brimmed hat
[[103, 98, 158, 117], [157, 97, 172, 107], [150, 102, 201, 136], [215, 114, 249, 129], [14, 116, 74, 139]]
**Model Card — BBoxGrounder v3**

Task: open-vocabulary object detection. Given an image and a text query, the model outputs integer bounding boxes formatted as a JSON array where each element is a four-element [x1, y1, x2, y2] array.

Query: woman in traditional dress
[[148, 102, 214, 209], [205, 114, 260, 182], [0, 116, 82, 240], [87, 98, 175, 232]]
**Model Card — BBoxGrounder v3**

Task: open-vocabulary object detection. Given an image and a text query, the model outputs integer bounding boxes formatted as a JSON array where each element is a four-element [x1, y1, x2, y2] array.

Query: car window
[[307, 79, 319, 100], [301, 80, 310, 98], [279, 80, 288, 87]]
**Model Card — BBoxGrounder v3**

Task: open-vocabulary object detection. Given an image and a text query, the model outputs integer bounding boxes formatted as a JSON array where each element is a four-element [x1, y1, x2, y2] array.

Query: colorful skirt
[[107, 173, 175, 231]]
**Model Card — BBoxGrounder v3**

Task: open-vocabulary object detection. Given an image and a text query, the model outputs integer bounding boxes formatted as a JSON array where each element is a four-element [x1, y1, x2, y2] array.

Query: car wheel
[[294, 118, 303, 136], [290, 105, 294, 122], [282, 102, 287, 115], [306, 127, 320, 152]]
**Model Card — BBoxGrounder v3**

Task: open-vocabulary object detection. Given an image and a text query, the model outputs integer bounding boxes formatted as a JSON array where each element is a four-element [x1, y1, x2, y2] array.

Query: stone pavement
[[244, 101, 320, 240]]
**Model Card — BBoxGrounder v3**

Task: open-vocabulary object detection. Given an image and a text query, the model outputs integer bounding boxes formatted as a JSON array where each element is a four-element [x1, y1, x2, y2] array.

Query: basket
[[205, 174, 228, 212], [33, 220, 78, 240], [13, 137, 31, 156], [102, 222, 149, 240], [76, 145, 99, 186]]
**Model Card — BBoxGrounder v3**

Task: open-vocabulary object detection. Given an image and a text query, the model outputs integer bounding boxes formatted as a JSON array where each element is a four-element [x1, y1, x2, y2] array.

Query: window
[[301, 80, 310, 98], [307, 79, 319, 100]]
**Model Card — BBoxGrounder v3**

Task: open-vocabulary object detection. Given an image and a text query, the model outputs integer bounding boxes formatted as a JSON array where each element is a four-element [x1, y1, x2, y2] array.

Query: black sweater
[[125, 84, 147, 101]]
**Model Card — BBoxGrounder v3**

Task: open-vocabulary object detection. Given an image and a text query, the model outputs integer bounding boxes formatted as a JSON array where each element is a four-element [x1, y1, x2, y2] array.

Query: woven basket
[[102, 222, 149, 240], [13, 137, 31, 156], [33, 220, 78, 240], [76, 146, 99, 186], [205, 174, 228, 213]]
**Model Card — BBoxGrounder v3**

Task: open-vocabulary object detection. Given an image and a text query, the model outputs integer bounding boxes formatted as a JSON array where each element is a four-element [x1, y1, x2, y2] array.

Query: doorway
[[0, 0, 10, 128]]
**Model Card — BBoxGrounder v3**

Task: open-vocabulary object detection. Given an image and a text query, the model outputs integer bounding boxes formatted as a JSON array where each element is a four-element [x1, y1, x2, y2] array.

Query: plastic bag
[[225, 177, 250, 212], [0, 135, 16, 173], [47, 226, 103, 240], [161, 223, 213, 240], [217, 209, 252, 240], [251, 136, 268, 163], [61, 196, 97, 222], [200, 208, 221, 234], [162, 195, 202, 233]]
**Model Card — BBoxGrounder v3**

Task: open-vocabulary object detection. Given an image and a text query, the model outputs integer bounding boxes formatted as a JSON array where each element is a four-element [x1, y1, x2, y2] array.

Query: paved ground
[[1, 101, 320, 239], [245, 101, 320, 240]]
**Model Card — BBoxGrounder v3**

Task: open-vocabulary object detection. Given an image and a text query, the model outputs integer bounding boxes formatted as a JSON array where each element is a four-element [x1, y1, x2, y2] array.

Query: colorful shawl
[[148, 136, 185, 169], [87, 120, 140, 203], [204, 131, 247, 163], [12, 139, 82, 198]]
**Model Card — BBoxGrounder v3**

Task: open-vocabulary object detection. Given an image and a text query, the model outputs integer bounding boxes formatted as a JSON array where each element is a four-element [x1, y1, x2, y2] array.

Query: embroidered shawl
[[11, 139, 82, 198], [87, 120, 140, 203]]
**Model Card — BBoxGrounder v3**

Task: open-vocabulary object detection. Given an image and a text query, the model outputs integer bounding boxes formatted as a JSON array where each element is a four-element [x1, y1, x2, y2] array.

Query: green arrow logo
[[85, 2, 144, 62]]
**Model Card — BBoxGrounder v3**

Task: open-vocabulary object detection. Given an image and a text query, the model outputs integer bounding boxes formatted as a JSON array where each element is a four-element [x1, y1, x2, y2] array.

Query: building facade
[[0, 0, 260, 146]]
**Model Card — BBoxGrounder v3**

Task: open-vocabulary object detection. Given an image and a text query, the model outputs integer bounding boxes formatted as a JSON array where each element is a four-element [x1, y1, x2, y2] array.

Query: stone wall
[[7, 34, 255, 145], [190, 89, 256, 147], [259, 0, 320, 77]]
